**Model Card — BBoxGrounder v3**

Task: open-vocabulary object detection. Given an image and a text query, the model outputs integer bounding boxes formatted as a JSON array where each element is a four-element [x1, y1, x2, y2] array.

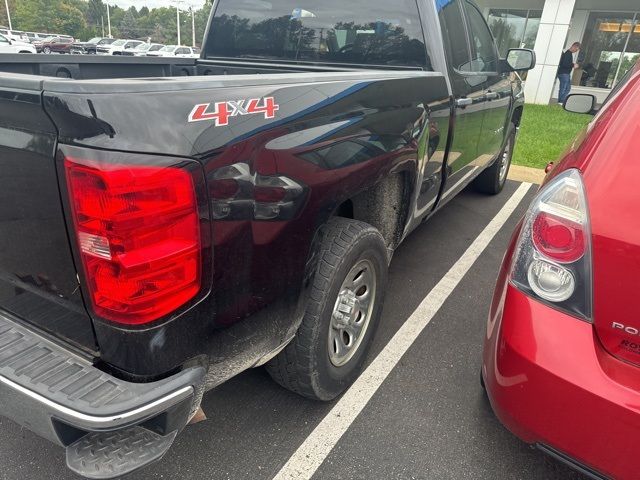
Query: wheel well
[[55, 68, 72, 79], [333, 173, 409, 250], [511, 106, 524, 127]]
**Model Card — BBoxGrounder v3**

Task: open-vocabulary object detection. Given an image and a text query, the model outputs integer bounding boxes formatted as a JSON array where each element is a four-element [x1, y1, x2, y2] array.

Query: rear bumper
[[483, 283, 640, 480], [0, 310, 205, 476]]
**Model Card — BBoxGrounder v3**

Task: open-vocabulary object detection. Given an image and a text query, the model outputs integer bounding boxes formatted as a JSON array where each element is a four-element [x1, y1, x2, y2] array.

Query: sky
[[110, 0, 207, 10]]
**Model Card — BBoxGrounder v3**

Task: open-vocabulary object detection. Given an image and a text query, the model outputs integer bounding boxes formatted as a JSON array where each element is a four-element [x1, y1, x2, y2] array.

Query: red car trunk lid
[[578, 68, 640, 366]]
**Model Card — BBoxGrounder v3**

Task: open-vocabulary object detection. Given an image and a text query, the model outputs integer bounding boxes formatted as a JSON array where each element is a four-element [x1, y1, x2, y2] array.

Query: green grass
[[512, 104, 592, 169]]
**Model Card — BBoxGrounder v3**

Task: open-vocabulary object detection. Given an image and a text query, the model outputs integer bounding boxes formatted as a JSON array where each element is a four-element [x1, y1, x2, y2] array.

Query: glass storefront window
[[621, 18, 640, 81], [486, 9, 542, 57], [579, 12, 638, 90], [522, 10, 540, 50]]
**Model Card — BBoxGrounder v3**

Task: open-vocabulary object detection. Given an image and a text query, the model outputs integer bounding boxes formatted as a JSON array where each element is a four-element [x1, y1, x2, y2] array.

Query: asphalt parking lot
[[0, 180, 587, 480]]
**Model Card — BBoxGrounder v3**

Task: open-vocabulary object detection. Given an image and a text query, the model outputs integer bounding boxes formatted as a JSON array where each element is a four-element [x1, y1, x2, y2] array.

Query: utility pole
[[4, 0, 12, 30], [101, 16, 105, 37], [190, 8, 196, 47], [106, 3, 112, 38], [176, 5, 181, 45]]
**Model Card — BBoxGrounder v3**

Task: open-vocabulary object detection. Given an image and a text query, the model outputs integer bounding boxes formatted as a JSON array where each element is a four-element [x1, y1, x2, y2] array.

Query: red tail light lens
[[64, 155, 202, 325], [532, 212, 585, 263]]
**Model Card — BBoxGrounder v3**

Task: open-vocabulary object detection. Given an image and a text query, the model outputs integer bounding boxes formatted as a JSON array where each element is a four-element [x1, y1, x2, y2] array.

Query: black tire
[[266, 217, 388, 401], [473, 122, 516, 195], [43, 47, 51, 54]]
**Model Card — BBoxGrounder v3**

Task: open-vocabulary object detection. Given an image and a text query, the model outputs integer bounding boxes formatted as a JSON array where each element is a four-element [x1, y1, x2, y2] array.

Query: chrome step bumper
[[0, 311, 205, 477]]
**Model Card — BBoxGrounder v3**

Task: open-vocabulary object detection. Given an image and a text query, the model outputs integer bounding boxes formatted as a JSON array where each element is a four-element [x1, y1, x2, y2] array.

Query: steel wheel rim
[[499, 136, 513, 184], [328, 259, 377, 367]]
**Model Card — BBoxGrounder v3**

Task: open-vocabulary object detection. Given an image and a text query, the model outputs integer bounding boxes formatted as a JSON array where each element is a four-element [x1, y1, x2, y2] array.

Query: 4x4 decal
[[188, 97, 279, 126]]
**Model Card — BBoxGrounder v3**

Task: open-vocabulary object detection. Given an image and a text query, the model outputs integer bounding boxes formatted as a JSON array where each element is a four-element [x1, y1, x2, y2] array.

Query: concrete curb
[[508, 165, 546, 184]]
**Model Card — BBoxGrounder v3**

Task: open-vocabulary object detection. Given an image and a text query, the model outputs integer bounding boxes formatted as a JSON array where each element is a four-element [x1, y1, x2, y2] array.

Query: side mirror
[[563, 94, 596, 115], [505, 48, 536, 72]]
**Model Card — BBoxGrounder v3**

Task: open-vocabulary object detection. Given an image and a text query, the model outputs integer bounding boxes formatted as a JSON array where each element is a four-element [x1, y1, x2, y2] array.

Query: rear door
[[437, 0, 486, 201], [0, 77, 97, 351], [463, 0, 511, 162]]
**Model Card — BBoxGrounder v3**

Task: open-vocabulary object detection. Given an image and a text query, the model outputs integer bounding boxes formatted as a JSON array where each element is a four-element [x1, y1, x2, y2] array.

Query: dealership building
[[475, 0, 640, 103]]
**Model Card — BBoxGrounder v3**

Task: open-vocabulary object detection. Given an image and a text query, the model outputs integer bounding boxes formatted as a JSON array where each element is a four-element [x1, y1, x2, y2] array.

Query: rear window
[[204, 0, 431, 68]]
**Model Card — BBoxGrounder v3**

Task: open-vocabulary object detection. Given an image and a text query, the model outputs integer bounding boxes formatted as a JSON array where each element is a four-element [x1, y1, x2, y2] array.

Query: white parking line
[[273, 182, 533, 480]]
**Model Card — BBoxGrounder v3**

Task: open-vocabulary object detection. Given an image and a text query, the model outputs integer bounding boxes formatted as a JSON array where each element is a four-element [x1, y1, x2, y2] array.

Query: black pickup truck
[[0, 0, 534, 477]]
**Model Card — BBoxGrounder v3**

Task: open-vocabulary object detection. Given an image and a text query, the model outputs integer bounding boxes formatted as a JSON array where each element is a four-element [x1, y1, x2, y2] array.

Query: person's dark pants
[[557, 73, 572, 104]]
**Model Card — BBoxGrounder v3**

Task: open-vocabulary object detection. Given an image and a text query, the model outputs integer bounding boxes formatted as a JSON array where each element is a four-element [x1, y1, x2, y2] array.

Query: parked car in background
[[0, 33, 36, 53], [24, 32, 52, 43], [483, 61, 640, 480], [148, 45, 200, 58], [96, 39, 143, 55], [70, 37, 116, 55], [35, 36, 74, 54], [0, 29, 29, 42], [123, 42, 164, 56]]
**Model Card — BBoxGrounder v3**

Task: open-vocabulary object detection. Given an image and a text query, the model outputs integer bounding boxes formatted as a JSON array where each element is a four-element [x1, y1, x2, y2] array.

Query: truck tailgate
[[0, 75, 97, 352]]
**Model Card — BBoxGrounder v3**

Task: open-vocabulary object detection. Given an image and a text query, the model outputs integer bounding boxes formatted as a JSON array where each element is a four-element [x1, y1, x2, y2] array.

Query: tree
[[6, 0, 212, 44], [119, 9, 138, 38], [0, 0, 18, 27], [86, 0, 105, 26], [13, 0, 86, 38]]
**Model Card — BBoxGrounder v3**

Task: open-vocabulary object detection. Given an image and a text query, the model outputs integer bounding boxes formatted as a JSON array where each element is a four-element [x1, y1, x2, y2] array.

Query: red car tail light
[[64, 153, 203, 325], [510, 169, 593, 321], [532, 212, 585, 263]]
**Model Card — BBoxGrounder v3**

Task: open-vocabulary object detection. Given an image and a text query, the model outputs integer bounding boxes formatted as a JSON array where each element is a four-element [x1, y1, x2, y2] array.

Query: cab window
[[205, 0, 431, 68], [437, 0, 471, 72], [464, 1, 498, 73]]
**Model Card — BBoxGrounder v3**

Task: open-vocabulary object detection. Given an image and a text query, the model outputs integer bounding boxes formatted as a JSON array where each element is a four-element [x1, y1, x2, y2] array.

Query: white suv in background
[[147, 45, 200, 58], [0, 34, 36, 53], [97, 39, 144, 55], [0, 29, 29, 42]]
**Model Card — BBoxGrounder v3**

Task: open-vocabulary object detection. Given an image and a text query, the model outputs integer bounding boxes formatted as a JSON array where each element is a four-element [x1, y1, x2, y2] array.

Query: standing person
[[557, 42, 581, 104]]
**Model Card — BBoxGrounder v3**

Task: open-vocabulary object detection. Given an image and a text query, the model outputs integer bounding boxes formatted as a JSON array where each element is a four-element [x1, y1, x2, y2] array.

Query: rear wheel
[[473, 122, 516, 195], [266, 218, 388, 401]]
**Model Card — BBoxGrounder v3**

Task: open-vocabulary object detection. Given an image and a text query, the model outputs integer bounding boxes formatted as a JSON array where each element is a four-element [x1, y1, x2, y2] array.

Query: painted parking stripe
[[273, 182, 533, 480]]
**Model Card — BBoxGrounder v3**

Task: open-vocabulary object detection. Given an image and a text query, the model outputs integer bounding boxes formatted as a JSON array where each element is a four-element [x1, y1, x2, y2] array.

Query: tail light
[[63, 148, 208, 325], [510, 169, 592, 321]]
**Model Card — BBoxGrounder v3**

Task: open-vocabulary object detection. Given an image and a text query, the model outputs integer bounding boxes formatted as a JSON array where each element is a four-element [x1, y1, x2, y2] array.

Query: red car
[[35, 36, 74, 54], [483, 60, 640, 480]]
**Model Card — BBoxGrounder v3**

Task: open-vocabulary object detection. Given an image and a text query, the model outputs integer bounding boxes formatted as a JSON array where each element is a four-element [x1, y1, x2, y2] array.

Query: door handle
[[485, 91, 500, 101], [455, 97, 473, 107]]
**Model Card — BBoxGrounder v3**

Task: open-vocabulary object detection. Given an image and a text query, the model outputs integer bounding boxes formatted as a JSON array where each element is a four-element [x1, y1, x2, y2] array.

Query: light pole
[[4, 0, 12, 30], [106, 3, 112, 38], [176, 5, 181, 45], [190, 7, 196, 47], [172, 0, 186, 45]]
